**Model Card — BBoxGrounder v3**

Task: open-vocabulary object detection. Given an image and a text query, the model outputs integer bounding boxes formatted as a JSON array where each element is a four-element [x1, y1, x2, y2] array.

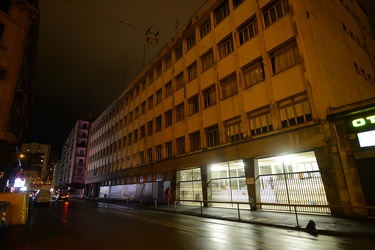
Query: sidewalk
[[137, 203, 375, 239]]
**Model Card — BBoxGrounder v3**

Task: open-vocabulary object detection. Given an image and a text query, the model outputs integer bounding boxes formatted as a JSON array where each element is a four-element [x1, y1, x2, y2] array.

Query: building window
[[206, 125, 220, 147], [156, 88, 162, 104], [233, 0, 245, 8], [218, 35, 234, 59], [149, 73, 154, 85], [127, 133, 132, 146], [140, 125, 145, 139], [188, 95, 199, 115], [124, 116, 128, 127], [156, 65, 162, 78], [147, 120, 153, 136], [224, 116, 243, 142], [203, 84, 216, 108], [176, 136, 185, 155], [263, 0, 289, 28], [200, 18, 211, 39], [0, 23, 4, 39], [147, 148, 153, 163], [187, 33, 196, 51], [139, 151, 145, 164], [175, 72, 184, 90], [238, 16, 258, 45], [220, 73, 238, 99], [187, 62, 197, 81], [189, 131, 201, 151], [129, 111, 133, 123], [155, 115, 162, 132], [148, 95, 154, 110], [135, 85, 140, 97], [156, 145, 163, 161], [176, 46, 183, 61], [247, 106, 273, 136], [214, 0, 230, 26], [165, 109, 172, 127], [133, 129, 138, 142], [134, 106, 139, 119], [165, 81, 173, 97], [122, 136, 126, 148], [141, 101, 146, 115], [175, 103, 184, 122], [270, 39, 300, 74], [165, 56, 172, 70], [201, 49, 214, 72], [141, 80, 146, 92], [243, 58, 265, 88], [278, 93, 312, 128], [165, 141, 173, 158]]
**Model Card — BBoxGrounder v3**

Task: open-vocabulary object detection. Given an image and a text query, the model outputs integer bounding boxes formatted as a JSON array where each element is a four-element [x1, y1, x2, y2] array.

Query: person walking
[[165, 187, 171, 205]]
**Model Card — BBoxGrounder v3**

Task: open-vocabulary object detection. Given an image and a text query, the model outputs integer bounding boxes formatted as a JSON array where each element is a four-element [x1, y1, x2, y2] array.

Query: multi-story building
[[20, 142, 51, 183], [85, 0, 375, 218], [55, 120, 90, 197], [0, 0, 39, 192]]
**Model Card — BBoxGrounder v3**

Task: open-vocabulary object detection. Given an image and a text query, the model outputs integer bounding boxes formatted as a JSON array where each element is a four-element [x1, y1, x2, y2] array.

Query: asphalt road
[[1, 200, 374, 250]]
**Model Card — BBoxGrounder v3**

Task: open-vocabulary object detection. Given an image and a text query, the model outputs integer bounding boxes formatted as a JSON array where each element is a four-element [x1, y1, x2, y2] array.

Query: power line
[[59, 0, 170, 39]]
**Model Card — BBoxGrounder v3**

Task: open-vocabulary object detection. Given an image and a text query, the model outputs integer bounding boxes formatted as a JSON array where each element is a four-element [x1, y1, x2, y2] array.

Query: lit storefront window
[[177, 168, 202, 204], [257, 151, 330, 214], [209, 160, 248, 206]]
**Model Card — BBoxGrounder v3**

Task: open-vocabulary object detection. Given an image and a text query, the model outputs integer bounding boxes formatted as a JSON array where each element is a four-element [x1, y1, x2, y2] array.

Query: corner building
[[56, 120, 91, 196], [0, 0, 39, 192], [85, 0, 375, 218]]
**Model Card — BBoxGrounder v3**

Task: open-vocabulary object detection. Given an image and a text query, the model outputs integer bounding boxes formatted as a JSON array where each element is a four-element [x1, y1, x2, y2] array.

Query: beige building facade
[[85, 0, 375, 218], [55, 120, 90, 197]]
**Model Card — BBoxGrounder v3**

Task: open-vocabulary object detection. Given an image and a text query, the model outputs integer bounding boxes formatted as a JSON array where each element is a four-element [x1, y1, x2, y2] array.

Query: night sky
[[26, 0, 375, 150], [27, 0, 206, 149]]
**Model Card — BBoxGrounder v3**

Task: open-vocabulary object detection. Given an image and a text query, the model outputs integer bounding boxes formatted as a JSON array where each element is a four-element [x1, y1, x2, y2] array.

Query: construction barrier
[[0, 193, 28, 225], [0, 201, 10, 228]]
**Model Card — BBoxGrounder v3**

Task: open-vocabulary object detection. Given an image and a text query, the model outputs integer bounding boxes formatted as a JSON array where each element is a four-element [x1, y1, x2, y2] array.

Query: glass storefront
[[209, 160, 248, 207], [177, 168, 203, 205], [256, 151, 330, 214]]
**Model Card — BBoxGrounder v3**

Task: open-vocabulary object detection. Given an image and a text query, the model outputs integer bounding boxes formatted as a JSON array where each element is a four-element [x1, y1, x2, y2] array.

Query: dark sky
[[26, 0, 375, 149], [27, 0, 206, 148]]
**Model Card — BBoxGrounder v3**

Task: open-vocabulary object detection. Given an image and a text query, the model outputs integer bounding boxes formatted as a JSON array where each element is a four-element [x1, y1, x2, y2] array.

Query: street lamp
[[146, 29, 159, 45]]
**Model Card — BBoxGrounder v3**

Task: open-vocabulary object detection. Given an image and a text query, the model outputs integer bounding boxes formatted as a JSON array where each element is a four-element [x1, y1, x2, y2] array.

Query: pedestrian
[[165, 187, 171, 205]]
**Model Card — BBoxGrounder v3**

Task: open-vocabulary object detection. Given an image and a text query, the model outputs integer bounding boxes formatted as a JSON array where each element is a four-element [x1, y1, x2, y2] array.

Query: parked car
[[56, 192, 69, 201]]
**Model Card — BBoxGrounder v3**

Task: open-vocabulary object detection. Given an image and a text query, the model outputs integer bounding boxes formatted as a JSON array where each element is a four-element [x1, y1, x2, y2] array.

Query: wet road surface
[[1, 200, 374, 250]]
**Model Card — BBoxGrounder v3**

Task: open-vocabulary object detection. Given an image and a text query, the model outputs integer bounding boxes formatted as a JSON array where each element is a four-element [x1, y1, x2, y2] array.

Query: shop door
[[356, 158, 375, 217]]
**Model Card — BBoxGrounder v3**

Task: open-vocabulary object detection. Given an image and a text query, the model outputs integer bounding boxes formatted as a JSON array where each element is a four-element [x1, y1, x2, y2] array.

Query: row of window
[[354, 62, 375, 85], [89, 92, 312, 174], [112, 0, 289, 113], [342, 23, 367, 52], [339, 0, 372, 38], [92, 38, 300, 143]]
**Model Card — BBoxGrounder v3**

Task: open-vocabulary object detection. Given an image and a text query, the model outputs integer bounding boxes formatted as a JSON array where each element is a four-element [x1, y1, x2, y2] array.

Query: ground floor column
[[243, 158, 256, 210], [200, 165, 210, 207]]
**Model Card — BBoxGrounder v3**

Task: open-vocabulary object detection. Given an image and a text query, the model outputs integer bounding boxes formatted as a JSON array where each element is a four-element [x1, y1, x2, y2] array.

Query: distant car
[[34, 188, 52, 206], [56, 192, 69, 201]]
